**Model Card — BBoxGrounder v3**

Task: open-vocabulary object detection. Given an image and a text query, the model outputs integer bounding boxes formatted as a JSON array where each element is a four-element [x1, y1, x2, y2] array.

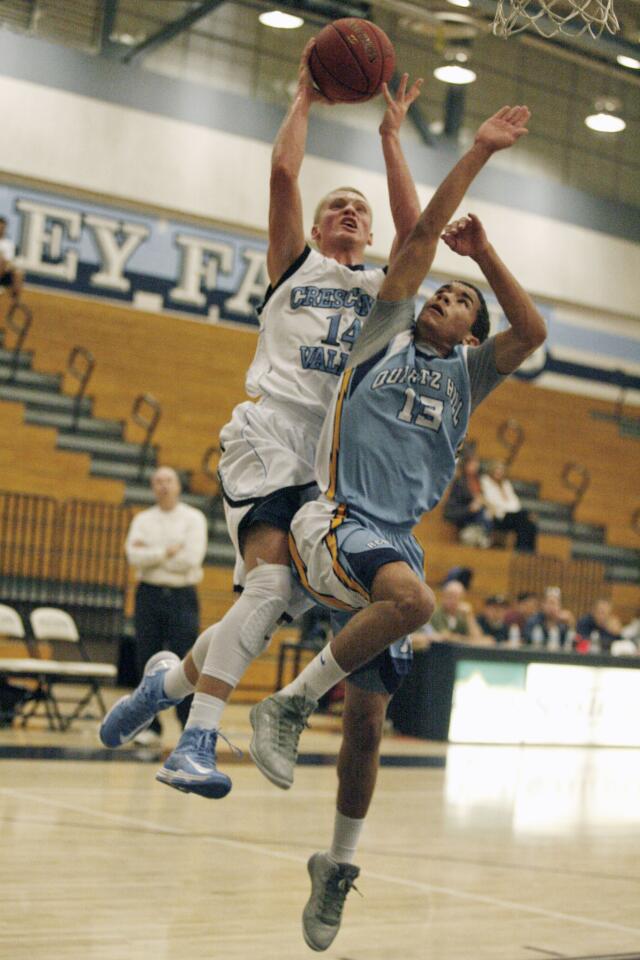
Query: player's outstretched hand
[[297, 38, 334, 105], [475, 105, 530, 152], [441, 213, 490, 260], [379, 74, 424, 136]]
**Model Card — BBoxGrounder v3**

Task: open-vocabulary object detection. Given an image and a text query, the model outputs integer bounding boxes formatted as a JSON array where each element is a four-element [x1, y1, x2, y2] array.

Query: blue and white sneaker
[[99, 650, 182, 748], [155, 727, 233, 799]]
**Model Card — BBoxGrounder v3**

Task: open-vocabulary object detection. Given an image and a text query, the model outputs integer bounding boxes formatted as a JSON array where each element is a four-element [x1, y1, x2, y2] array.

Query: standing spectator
[[0, 217, 23, 302], [477, 595, 510, 643], [575, 599, 621, 654], [428, 580, 485, 644], [480, 459, 537, 552], [524, 587, 573, 650], [125, 466, 208, 742], [443, 455, 492, 548], [504, 591, 539, 644]]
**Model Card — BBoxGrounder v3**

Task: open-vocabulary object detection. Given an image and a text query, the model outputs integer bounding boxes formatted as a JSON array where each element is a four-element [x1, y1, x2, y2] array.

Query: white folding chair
[[29, 607, 117, 730], [0, 603, 64, 728]]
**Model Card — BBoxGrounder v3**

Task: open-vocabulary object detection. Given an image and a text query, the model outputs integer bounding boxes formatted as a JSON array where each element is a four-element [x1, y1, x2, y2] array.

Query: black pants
[[493, 510, 537, 553], [134, 582, 199, 730]]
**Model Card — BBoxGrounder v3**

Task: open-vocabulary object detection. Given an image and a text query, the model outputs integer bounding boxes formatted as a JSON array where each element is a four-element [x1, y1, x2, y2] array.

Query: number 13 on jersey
[[397, 388, 443, 431]]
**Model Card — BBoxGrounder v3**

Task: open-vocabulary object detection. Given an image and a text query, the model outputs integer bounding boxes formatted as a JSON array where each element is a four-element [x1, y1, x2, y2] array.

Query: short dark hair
[[460, 281, 490, 343], [0, 217, 6, 226]]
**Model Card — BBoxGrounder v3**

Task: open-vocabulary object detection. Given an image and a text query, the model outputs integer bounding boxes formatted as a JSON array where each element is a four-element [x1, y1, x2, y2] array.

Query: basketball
[[309, 19, 395, 103]]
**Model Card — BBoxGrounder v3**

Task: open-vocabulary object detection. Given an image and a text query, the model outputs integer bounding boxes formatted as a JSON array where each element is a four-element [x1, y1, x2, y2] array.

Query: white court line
[[0, 784, 444, 800], [3, 787, 640, 939]]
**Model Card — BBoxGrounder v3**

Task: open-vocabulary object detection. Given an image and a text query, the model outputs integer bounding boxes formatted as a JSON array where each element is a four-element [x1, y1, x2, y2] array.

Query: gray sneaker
[[249, 692, 317, 789], [302, 852, 361, 952]]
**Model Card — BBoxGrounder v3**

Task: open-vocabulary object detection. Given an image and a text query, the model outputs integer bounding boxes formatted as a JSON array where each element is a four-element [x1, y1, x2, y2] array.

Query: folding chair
[[0, 603, 62, 729], [29, 607, 117, 731]]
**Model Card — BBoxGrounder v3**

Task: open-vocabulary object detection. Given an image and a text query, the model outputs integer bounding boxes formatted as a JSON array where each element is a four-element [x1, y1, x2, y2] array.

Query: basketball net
[[493, 0, 619, 38]]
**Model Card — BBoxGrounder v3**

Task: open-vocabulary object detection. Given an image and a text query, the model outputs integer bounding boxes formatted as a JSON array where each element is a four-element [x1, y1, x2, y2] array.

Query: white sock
[[279, 643, 347, 702], [185, 692, 225, 731], [162, 661, 195, 701], [328, 810, 365, 865]]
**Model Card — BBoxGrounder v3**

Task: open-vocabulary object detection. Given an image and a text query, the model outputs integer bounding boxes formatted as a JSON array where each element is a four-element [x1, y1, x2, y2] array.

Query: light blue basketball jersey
[[316, 299, 504, 527]]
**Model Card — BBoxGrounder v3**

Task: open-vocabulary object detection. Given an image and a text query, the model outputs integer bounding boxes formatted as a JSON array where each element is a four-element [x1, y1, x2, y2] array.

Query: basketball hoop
[[493, 0, 619, 38]]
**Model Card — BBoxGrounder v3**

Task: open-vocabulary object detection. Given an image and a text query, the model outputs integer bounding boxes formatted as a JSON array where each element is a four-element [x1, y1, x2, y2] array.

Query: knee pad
[[191, 623, 219, 673], [238, 564, 293, 657], [283, 581, 316, 623]]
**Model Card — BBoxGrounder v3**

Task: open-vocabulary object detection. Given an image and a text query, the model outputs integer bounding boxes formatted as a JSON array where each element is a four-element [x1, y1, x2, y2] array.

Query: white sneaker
[[302, 852, 360, 951], [249, 692, 317, 789]]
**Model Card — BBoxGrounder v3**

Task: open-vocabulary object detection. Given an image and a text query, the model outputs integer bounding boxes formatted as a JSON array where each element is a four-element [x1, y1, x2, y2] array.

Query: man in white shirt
[[0, 217, 23, 302], [120, 466, 208, 740]]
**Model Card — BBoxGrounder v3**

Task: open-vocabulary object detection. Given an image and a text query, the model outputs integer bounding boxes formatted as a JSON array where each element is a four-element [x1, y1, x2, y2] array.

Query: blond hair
[[313, 187, 372, 226]]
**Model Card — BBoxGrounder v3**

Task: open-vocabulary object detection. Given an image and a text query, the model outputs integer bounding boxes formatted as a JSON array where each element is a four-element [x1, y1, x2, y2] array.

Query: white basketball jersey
[[245, 246, 385, 420]]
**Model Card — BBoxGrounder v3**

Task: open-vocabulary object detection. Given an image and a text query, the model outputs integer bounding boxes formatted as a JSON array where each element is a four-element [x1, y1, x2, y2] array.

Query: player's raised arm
[[379, 74, 423, 262], [379, 106, 530, 302], [442, 213, 546, 372], [268, 40, 332, 285]]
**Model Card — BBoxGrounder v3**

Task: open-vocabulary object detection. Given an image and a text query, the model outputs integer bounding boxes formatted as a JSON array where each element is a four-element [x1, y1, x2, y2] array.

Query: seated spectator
[[443, 455, 492, 549], [575, 599, 621, 654], [524, 586, 574, 650], [427, 580, 485, 644], [621, 610, 640, 649], [441, 565, 473, 590], [480, 460, 537, 553], [0, 217, 23, 302], [610, 612, 639, 655], [504, 591, 539, 644], [477, 594, 510, 643]]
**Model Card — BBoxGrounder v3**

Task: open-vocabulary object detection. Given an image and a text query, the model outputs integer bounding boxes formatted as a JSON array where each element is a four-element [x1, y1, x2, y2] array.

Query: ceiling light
[[585, 96, 625, 133], [585, 112, 626, 132], [616, 54, 640, 70], [259, 10, 304, 29], [447, 0, 472, 7], [434, 64, 476, 84], [109, 31, 144, 45]]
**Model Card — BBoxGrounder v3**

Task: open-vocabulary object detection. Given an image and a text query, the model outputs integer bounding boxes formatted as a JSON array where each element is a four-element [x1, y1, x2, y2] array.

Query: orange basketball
[[309, 19, 395, 103]]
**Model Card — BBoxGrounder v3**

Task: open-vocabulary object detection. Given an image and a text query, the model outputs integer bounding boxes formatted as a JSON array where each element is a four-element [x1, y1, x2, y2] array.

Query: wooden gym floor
[[1, 694, 640, 960]]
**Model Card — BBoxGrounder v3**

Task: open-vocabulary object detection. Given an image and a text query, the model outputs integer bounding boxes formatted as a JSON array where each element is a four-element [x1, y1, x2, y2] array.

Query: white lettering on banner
[[225, 249, 268, 316], [15, 199, 81, 281], [170, 235, 234, 307], [84, 215, 150, 292], [4, 184, 635, 411]]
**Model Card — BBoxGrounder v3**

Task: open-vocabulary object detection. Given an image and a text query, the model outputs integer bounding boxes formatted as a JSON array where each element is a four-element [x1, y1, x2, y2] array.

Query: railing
[[3, 301, 33, 382], [509, 552, 607, 620], [66, 345, 95, 430], [561, 462, 590, 517], [0, 490, 132, 642], [131, 392, 161, 482], [201, 444, 220, 495], [613, 368, 628, 424], [0, 491, 58, 587], [590, 367, 640, 436], [497, 418, 524, 468]]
